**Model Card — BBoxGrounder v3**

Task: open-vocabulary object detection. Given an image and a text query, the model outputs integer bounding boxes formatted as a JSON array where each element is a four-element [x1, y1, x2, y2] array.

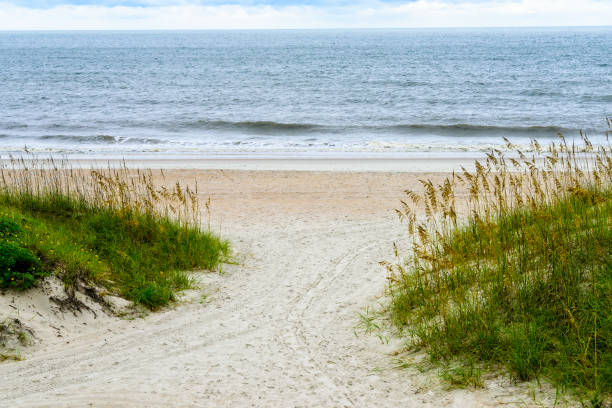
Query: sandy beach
[[1, 24, 607, 407], [1, 167, 561, 407]]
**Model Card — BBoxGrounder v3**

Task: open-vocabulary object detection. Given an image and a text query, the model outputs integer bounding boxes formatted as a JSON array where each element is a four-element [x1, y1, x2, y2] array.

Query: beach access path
[[1, 169, 559, 407]]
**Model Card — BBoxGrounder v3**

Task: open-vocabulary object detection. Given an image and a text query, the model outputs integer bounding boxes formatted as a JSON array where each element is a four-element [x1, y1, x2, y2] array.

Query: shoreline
[[2, 155, 484, 172]]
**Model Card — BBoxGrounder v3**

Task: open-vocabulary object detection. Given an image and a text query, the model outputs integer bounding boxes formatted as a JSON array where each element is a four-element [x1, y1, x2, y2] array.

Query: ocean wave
[[175, 121, 583, 137], [1, 136, 607, 156], [365, 141, 526, 152], [2, 120, 595, 139], [582, 95, 612, 103], [0, 122, 28, 130], [38, 134, 118, 143], [387, 124, 575, 136], [47, 123, 98, 131], [36, 135, 163, 144], [0, 122, 603, 155], [171, 120, 320, 134]]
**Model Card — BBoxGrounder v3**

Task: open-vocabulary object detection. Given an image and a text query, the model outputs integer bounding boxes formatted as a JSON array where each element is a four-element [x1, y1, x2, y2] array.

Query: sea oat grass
[[385, 132, 612, 401], [0, 157, 229, 309]]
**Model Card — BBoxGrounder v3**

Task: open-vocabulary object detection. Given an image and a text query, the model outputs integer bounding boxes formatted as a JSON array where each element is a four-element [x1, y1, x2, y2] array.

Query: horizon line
[[2, 25, 612, 31]]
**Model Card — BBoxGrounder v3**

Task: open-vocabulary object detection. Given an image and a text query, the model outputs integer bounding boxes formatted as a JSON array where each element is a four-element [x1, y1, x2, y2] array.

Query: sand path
[[1, 171, 556, 407]]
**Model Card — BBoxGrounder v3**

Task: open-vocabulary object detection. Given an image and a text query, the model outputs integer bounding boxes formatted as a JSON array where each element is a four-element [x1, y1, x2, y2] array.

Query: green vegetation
[[0, 217, 45, 290], [383, 133, 612, 402], [440, 361, 483, 388], [0, 158, 229, 309], [0, 353, 22, 362]]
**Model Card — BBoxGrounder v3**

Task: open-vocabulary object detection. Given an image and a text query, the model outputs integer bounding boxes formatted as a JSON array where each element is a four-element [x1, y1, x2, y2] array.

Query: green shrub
[[0, 240, 43, 290]]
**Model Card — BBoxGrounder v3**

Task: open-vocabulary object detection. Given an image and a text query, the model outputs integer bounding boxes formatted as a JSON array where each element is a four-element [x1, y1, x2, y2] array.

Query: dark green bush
[[0, 240, 44, 290]]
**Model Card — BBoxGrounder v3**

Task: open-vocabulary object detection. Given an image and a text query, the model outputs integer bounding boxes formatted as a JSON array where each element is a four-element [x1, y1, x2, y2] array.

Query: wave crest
[[174, 120, 319, 133]]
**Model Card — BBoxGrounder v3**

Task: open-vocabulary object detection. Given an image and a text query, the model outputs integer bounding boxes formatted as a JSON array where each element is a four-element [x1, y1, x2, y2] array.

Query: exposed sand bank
[[1, 169, 563, 407]]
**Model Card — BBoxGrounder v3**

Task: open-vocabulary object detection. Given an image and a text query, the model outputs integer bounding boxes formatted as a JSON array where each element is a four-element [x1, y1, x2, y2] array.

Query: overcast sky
[[0, 0, 611, 30]]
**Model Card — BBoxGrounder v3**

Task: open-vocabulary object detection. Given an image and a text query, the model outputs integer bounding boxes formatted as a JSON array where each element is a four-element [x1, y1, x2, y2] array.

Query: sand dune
[[1, 170, 560, 407]]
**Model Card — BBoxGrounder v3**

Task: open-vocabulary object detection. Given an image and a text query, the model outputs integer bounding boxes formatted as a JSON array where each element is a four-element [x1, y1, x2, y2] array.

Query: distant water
[[0, 28, 610, 157]]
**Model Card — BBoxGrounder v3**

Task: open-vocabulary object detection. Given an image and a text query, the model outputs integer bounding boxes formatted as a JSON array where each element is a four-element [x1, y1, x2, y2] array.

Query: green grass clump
[[384, 133, 612, 400], [440, 360, 483, 388], [0, 158, 229, 309]]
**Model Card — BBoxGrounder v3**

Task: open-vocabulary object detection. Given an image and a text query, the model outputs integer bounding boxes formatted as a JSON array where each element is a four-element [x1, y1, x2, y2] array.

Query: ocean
[[0, 28, 610, 157]]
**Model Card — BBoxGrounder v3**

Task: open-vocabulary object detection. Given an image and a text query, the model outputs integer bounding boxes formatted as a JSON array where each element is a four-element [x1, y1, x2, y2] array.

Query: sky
[[0, 0, 611, 30]]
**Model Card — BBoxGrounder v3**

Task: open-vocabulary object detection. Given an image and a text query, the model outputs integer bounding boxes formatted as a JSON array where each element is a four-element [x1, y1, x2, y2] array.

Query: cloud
[[0, 0, 611, 29], [7, 0, 380, 8]]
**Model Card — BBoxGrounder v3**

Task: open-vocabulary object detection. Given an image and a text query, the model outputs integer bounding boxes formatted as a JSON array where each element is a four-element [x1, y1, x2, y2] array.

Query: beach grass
[[383, 131, 612, 402], [0, 157, 229, 310]]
